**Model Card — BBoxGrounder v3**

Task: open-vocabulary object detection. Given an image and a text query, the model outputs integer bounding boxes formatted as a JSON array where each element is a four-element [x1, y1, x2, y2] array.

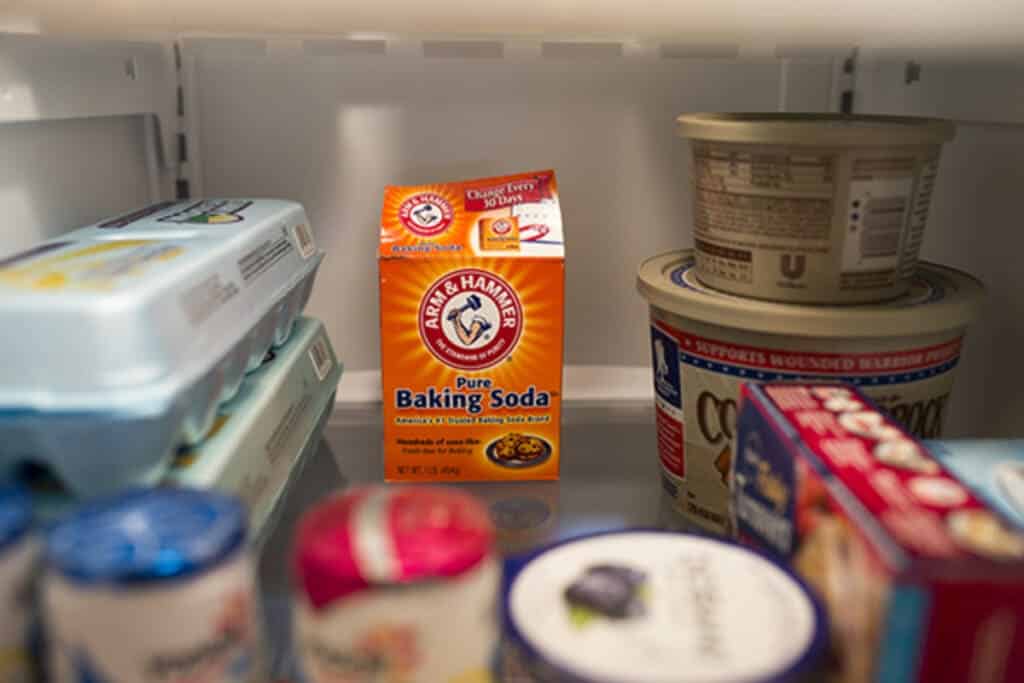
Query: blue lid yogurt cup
[[46, 488, 246, 585]]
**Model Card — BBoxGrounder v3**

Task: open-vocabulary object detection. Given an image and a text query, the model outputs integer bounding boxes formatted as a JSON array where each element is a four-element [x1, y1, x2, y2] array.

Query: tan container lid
[[677, 113, 955, 147], [637, 250, 985, 339]]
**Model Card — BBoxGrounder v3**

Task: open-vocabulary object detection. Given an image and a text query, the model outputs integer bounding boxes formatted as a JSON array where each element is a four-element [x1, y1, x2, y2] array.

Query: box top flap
[[379, 170, 564, 260]]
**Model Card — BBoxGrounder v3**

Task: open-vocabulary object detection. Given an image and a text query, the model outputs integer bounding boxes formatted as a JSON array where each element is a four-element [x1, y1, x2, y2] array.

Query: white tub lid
[[677, 113, 955, 147], [637, 250, 985, 339], [505, 531, 826, 683]]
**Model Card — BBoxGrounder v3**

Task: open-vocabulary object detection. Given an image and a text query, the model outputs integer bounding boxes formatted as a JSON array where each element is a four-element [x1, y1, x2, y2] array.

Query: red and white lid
[[293, 486, 494, 610]]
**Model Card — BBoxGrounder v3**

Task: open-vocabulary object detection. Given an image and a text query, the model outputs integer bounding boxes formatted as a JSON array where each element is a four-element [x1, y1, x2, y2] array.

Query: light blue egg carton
[[23, 317, 341, 537], [0, 199, 324, 497], [166, 316, 342, 540]]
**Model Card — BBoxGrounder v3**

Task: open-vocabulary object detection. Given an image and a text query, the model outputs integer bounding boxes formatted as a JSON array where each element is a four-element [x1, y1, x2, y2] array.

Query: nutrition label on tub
[[693, 144, 835, 243], [689, 140, 939, 301]]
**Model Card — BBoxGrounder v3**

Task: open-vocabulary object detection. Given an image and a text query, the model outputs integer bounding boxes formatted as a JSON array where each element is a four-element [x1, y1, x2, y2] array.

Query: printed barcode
[[309, 336, 332, 381], [293, 223, 316, 259]]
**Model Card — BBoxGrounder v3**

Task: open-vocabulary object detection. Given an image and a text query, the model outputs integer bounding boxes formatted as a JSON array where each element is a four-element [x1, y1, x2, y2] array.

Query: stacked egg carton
[[636, 114, 987, 536], [0, 199, 340, 519]]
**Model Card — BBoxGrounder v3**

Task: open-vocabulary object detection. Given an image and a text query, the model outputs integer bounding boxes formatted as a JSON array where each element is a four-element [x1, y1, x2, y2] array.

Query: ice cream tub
[[0, 199, 323, 497], [677, 113, 955, 304], [637, 249, 984, 535], [502, 530, 827, 683]]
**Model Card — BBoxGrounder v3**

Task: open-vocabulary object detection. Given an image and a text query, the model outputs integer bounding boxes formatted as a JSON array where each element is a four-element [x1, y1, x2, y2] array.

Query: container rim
[[676, 112, 955, 146], [636, 250, 985, 339]]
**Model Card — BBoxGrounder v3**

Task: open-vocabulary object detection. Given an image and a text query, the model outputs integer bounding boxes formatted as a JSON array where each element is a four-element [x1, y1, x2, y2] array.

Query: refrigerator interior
[[1, 32, 1023, 438]]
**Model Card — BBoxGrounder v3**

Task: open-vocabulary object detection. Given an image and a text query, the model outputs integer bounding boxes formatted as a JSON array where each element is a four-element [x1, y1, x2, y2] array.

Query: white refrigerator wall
[[0, 45, 1020, 438], [857, 59, 1024, 441], [190, 51, 831, 380], [0, 115, 151, 253], [904, 123, 1024, 442]]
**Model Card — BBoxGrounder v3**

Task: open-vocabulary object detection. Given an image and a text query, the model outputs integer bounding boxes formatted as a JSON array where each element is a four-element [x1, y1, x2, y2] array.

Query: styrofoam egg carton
[[0, 199, 323, 497]]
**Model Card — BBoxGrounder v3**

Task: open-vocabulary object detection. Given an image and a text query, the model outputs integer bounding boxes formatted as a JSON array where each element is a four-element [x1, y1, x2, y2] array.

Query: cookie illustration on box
[[486, 434, 552, 469], [995, 462, 1024, 517], [947, 509, 1024, 559], [564, 564, 648, 627]]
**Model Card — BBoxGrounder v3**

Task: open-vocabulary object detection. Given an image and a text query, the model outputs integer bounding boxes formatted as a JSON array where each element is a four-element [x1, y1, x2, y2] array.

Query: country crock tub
[[637, 249, 984, 535]]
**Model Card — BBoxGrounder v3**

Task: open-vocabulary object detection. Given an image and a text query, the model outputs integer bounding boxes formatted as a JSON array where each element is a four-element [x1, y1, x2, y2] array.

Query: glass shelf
[[257, 400, 684, 680]]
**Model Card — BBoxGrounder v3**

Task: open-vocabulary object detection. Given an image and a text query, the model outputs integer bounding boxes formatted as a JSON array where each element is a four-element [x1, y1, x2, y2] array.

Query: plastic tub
[[637, 249, 984, 535], [0, 199, 323, 497], [503, 530, 827, 683], [292, 486, 499, 683], [43, 488, 264, 682], [677, 113, 955, 304]]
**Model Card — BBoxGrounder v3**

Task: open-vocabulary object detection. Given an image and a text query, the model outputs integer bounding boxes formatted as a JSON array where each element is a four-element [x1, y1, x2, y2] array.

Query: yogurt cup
[[677, 113, 955, 304], [637, 249, 984, 536], [503, 530, 827, 683], [292, 486, 499, 683], [43, 489, 264, 683]]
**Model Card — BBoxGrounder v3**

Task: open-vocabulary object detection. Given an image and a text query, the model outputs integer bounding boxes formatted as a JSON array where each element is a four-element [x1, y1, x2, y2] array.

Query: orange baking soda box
[[379, 170, 565, 481]]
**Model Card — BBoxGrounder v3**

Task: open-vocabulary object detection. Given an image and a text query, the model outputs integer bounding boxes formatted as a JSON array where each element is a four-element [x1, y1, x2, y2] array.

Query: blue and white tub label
[[650, 310, 964, 536]]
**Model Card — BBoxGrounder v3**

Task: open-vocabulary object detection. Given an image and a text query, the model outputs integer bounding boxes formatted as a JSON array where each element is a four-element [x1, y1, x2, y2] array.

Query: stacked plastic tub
[[637, 114, 987, 535], [0, 199, 331, 501]]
